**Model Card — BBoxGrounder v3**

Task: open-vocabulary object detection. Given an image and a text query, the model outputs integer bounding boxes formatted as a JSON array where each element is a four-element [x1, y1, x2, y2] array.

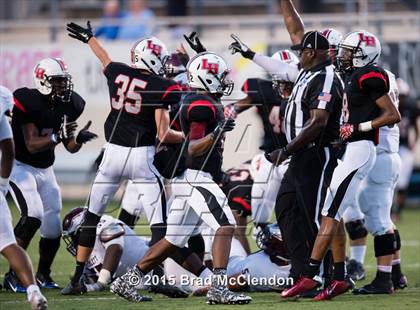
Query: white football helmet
[[187, 52, 234, 96], [62, 207, 87, 256], [271, 49, 299, 64], [130, 36, 169, 75], [321, 28, 343, 50], [0, 85, 14, 115], [338, 30, 381, 71], [33, 58, 73, 102], [271, 49, 299, 99]]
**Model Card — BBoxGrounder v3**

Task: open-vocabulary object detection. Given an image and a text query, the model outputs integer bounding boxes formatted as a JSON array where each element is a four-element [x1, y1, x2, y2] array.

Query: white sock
[[377, 265, 392, 273], [392, 259, 401, 265], [26, 284, 40, 301], [350, 245, 367, 264]]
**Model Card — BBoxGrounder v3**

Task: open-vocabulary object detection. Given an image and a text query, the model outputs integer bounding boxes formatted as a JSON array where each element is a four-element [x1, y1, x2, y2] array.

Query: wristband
[[358, 121, 373, 132], [98, 269, 112, 285], [0, 177, 9, 187]]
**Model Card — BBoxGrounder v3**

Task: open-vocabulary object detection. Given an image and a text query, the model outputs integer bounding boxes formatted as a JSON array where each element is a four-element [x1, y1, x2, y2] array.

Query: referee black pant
[[275, 145, 337, 280]]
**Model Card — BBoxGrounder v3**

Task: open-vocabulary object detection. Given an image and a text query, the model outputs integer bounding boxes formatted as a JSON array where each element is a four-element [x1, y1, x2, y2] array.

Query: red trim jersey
[[12, 88, 85, 168], [179, 93, 225, 177], [343, 65, 390, 144], [103, 62, 181, 147]]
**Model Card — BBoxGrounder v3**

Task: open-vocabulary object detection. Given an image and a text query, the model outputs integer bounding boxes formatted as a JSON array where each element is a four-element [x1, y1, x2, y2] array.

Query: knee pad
[[150, 223, 166, 246], [14, 216, 41, 242], [374, 233, 396, 257], [118, 208, 139, 229], [188, 234, 205, 257], [345, 220, 368, 240], [78, 211, 101, 248], [394, 229, 401, 251]]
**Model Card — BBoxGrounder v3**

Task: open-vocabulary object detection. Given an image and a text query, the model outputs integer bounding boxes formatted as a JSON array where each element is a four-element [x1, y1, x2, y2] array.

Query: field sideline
[[1, 201, 419, 310]]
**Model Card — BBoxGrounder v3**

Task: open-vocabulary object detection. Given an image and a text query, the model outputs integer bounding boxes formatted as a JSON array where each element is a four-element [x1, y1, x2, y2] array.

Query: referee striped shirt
[[284, 60, 343, 145]]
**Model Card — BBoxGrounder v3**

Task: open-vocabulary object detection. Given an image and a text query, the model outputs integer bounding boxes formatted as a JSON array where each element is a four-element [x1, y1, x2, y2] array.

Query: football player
[[4, 58, 96, 292], [61, 207, 198, 298], [0, 85, 48, 309], [110, 52, 251, 305], [395, 78, 419, 220], [226, 43, 298, 229], [281, 30, 401, 299], [64, 21, 186, 293]]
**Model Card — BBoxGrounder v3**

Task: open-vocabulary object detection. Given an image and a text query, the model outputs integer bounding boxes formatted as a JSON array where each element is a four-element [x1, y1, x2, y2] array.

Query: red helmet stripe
[[281, 51, 290, 61]]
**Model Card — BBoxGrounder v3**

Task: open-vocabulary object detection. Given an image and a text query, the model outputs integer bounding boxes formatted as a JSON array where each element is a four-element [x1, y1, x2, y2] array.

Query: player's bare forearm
[[156, 108, 184, 144], [233, 96, 253, 114], [102, 244, 123, 276], [88, 37, 111, 68], [280, 0, 305, 45], [22, 123, 54, 153], [188, 134, 214, 156], [63, 138, 82, 153], [372, 94, 401, 128], [0, 138, 14, 178], [286, 109, 329, 153]]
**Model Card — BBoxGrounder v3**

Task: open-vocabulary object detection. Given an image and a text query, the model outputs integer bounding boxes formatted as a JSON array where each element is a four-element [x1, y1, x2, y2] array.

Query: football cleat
[[206, 286, 252, 305], [149, 282, 189, 298], [110, 267, 152, 302], [28, 289, 48, 310], [36, 272, 60, 289], [353, 277, 394, 295], [393, 274, 408, 290], [281, 277, 319, 298], [346, 259, 365, 281], [313, 278, 355, 301], [3, 271, 26, 293], [61, 279, 87, 295]]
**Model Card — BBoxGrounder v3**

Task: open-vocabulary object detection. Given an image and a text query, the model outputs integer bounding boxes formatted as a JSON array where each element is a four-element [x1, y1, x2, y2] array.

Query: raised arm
[[67, 21, 112, 68], [280, 0, 305, 45]]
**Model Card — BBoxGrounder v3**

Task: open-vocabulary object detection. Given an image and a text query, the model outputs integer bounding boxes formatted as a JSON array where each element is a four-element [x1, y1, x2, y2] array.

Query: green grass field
[[1, 201, 419, 310]]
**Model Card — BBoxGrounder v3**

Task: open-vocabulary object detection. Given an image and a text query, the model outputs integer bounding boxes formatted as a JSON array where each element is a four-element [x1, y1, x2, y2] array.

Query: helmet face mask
[[49, 75, 73, 102], [61, 207, 86, 257], [337, 45, 356, 72], [62, 230, 79, 257], [272, 77, 294, 99]]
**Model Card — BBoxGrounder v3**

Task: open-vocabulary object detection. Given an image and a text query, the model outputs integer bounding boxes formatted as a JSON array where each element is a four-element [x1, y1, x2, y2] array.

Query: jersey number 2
[[111, 74, 147, 114]]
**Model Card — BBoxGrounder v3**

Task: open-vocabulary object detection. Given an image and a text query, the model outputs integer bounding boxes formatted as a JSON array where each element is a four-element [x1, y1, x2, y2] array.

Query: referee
[[266, 31, 343, 281]]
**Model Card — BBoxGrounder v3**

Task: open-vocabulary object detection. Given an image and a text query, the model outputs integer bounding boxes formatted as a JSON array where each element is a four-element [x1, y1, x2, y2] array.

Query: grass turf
[[0, 201, 419, 309]]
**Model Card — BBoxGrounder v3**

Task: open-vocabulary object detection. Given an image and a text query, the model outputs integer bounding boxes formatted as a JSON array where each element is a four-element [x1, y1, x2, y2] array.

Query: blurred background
[[0, 0, 419, 204]]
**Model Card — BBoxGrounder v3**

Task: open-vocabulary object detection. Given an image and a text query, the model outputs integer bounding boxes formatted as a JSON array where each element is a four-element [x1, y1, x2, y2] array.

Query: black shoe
[[61, 279, 87, 295], [392, 274, 408, 290], [149, 282, 189, 298], [3, 271, 26, 293], [36, 272, 60, 289], [346, 259, 365, 281], [353, 276, 393, 295]]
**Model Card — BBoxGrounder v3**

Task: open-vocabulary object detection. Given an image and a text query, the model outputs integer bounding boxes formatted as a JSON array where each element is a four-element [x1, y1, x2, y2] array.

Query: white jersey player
[[0, 85, 48, 309]]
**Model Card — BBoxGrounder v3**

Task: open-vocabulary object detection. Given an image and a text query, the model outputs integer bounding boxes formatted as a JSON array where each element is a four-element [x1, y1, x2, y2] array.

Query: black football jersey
[[179, 92, 225, 176], [12, 87, 85, 168], [241, 78, 287, 152], [103, 62, 181, 147], [343, 65, 389, 144], [220, 162, 253, 217]]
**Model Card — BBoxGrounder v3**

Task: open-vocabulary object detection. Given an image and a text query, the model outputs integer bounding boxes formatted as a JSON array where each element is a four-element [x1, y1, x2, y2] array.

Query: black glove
[[76, 121, 98, 144], [229, 34, 255, 59], [183, 31, 206, 53], [67, 21, 93, 43], [213, 119, 235, 139], [58, 115, 78, 141]]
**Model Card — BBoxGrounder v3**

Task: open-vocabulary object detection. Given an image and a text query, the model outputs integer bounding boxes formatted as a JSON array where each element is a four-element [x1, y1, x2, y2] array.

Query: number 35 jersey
[[104, 62, 182, 147]]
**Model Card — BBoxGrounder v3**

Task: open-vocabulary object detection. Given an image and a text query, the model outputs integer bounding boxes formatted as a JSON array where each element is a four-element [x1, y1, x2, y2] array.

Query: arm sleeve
[[252, 53, 300, 82], [358, 71, 389, 101], [103, 62, 122, 80], [189, 121, 208, 140], [307, 67, 338, 113], [12, 91, 36, 124], [68, 92, 86, 121], [0, 115, 13, 141]]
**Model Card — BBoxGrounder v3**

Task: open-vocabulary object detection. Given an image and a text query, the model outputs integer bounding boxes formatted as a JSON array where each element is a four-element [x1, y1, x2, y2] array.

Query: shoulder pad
[[99, 223, 125, 243], [13, 88, 43, 113], [70, 91, 86, 114]]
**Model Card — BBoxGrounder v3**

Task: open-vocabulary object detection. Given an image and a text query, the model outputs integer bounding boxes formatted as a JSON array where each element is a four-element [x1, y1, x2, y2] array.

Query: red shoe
[[281, 277, 319, 298], [313, 278, 355, 301]]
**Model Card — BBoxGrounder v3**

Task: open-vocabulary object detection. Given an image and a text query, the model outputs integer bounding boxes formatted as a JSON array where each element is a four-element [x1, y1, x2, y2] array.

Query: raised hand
[[67, 21, 93, 43]]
